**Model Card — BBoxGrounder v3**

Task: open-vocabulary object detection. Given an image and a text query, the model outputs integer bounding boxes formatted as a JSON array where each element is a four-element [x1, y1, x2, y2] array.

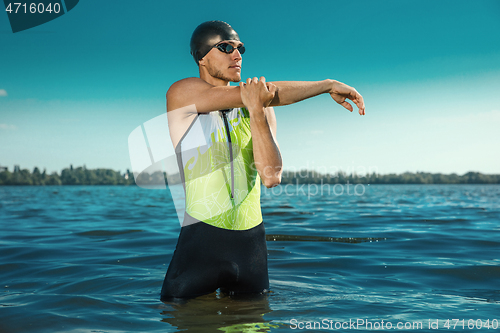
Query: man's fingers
[[341, 101, 353, 112], [267, 82, 277, 95], [342, 90, 366, 115], [244, 76, 270, 87], [352, 93, 365, 115], [331, 81, 366, 115]]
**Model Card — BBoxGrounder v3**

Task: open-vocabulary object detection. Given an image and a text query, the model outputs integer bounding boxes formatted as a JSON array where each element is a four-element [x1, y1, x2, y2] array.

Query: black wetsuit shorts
[[160, 222, 269, 300]]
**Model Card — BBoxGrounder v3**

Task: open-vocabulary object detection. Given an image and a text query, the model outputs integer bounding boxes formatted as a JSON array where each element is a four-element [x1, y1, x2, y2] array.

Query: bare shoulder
[[166, 77, 211, 112], [168, 77, 209, 93]]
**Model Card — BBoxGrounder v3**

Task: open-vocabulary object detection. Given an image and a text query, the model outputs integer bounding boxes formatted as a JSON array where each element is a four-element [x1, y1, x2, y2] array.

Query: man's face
[[201, 40, 243, 83]]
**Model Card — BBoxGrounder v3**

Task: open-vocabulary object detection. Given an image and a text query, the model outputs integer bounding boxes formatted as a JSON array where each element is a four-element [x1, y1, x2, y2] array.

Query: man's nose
[[232, 49, 242, 60]]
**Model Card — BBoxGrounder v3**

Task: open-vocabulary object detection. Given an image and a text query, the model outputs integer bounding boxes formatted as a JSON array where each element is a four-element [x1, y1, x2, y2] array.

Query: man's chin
[[230, 74, 241, 83]]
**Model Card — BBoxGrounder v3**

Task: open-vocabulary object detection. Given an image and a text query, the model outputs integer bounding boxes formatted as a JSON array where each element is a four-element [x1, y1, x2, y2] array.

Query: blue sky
[[1, 0, 499, 175]]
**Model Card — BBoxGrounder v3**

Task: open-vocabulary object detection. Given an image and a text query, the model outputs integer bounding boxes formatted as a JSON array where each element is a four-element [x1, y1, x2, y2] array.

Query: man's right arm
[[166, 77, 243, 112], [167, 77, 365, 115]]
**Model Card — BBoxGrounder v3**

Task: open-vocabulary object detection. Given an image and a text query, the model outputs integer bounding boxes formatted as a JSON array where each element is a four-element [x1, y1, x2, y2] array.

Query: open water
[[0, 184, 499, 332]]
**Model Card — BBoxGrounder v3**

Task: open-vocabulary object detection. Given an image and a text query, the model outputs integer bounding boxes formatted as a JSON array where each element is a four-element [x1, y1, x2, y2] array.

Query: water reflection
[[266, 234, 387, 243], [160, 291, 280, 332]]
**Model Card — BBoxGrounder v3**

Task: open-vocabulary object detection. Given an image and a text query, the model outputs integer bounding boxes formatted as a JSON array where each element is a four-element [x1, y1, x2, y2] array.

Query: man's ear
[[198, 57, 206, 67]]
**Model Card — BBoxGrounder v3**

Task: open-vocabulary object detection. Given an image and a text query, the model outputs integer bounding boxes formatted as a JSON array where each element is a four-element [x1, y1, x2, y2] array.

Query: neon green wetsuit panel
[[177, 108, 262, 230]]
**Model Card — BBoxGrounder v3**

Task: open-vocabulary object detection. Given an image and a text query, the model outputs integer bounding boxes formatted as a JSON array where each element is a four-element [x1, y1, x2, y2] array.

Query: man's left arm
[[240, 77, 283, 188], [256, 106, 282, 187]]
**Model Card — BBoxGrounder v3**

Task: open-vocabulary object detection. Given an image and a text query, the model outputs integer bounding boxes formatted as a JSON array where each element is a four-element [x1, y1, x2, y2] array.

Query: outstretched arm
[[240, 77, 282, 188], [269, 79, 365, 115], [167, 77, 365, 115]]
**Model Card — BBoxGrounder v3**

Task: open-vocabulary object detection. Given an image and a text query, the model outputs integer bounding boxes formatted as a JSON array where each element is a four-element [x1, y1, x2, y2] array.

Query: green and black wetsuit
[[160, 107, 269, 300]]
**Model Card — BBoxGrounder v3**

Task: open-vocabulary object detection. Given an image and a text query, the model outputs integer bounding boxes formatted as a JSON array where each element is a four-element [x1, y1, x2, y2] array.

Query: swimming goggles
[[214, 42, 246, 55]]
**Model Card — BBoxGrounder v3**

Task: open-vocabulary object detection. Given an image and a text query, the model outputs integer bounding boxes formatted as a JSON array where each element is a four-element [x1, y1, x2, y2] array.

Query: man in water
[[160, 20, 365, 300]]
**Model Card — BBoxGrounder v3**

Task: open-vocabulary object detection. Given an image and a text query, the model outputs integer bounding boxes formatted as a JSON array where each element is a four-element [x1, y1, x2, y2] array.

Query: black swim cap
[[190, 21, 241, 64]]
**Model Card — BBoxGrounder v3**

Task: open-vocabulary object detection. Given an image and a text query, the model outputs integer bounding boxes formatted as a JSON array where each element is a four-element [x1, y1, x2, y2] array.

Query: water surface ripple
[[1, 185, 499, 332]]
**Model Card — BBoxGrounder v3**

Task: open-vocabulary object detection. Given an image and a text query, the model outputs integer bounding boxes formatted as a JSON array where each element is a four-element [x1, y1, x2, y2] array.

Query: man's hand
[[239, 77, 277, 112], [329, 80, 366, 115]]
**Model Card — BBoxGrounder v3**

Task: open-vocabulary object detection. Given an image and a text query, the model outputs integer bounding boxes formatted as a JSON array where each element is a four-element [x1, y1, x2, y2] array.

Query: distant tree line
[[0, 165, 135, 186], [0, 165, 499, 185], [280, 170, 500, 184]]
